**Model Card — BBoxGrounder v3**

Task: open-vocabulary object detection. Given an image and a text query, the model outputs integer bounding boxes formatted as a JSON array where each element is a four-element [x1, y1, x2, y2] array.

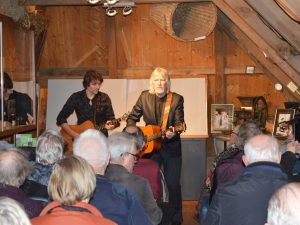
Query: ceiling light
[[106, 0, 119, 5], [87, 0, 101, 4], [123, 6, 133, 16], [106, 7, 117, 16]]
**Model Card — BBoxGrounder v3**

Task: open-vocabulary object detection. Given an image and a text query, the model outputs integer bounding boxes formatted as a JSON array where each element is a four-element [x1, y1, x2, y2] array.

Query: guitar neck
[[97, 118, 121, 130]]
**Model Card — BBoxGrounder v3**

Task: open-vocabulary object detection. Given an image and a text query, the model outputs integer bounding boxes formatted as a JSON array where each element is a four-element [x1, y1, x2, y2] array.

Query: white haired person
[[0, 197, 32, 225], [0, 149, 43, 218], [204, 134, 288, 225], [21, 129, 65, 200], [73, 129, 152, 225], [266, 183, 300, 225], [105, 132, 162, 225], [127, 67, 185, 225]]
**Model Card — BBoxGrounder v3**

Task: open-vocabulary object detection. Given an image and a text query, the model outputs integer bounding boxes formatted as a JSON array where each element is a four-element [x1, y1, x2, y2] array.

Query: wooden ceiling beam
[[25, 0, 211, 6], [217, 11, 298, 101]]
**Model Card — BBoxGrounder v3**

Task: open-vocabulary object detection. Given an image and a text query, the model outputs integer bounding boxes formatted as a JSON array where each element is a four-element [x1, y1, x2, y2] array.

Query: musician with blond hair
[[127, 67, 185, 225]]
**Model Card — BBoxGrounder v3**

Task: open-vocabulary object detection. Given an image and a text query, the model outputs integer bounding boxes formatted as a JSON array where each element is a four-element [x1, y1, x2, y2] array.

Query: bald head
[[243, 134, 280, 165], [73, 129, 109, 174], [267, 183, 300, 225]]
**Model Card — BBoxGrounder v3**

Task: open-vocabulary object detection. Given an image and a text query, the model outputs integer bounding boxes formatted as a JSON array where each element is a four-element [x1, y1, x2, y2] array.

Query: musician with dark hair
[[57, 70, 118, 155], [1, 72, 33, 125], [127, 67, 185, 225]]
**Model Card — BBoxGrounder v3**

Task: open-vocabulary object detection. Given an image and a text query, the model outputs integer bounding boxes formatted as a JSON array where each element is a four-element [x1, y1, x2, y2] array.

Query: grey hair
[[236, 121, 262, 149], [149, 67, 171, 94], [267, 183, 300, 225], [108, 132, 137, 162], [0, 197, 31, 225], [73, 129, 109, 169], [0, 149, 32, 187], [244, 134, 280, 164], [36, 129, 65, 165]]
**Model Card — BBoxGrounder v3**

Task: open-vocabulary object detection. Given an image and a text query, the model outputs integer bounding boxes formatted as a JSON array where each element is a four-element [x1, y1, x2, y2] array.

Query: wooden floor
[[182, 200, 199, 225]]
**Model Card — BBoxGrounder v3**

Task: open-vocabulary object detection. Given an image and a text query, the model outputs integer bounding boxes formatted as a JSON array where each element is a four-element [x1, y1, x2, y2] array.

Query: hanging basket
[[150, 2, 217, 42]]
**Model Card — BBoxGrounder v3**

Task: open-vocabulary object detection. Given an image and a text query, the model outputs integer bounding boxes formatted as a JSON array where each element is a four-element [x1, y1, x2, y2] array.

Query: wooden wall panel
[[226, 74, 286, 117], [39, 6, 107, 69], [115, 4, 216, 70]]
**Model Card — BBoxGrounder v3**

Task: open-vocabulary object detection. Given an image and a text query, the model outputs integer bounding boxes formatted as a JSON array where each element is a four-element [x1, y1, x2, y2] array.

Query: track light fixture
[[123, 6, 133, 16], [106, 7, 117, 16], [106, 0, 119, 5], [87, 0, 101, 4]]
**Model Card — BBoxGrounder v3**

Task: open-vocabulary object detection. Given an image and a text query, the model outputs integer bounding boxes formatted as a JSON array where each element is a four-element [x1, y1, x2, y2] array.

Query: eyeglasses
[[125, 152, 140, 161]]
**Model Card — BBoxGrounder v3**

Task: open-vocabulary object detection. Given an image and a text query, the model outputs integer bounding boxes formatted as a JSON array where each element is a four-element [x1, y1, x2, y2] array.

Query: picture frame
[[211, 104, 234, 133], [272, 108, 295, 138]]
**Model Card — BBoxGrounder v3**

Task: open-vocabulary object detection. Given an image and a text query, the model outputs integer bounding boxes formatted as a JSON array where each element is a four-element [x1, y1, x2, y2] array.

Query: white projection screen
[[46, 78, 207, 136]]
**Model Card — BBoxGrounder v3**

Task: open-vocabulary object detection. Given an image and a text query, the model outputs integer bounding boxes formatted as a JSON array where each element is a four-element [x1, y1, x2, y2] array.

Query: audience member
[[279, 121, 300, 182], [0, 196, 32, 225], [266, 183, 300, 225], [21, 129, 65, 199], [31, 156, 116, 225], [124, 125, 163, 202], [0, 149, 43, 218], [204, 134, 288, 225], [106, 132, 163, 225], [209, 121, 261, 202], [73, 129, 152, 225]]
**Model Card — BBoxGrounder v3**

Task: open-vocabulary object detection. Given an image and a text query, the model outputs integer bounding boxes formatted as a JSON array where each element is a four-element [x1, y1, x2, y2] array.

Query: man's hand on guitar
[[165, 129, 175, 139], [105, 121, 115, 130]]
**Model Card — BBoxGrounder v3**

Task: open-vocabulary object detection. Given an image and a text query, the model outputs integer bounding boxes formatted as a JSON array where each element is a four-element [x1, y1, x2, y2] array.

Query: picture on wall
[[211, 104, 234, 133], [272, 108, 295, 138]]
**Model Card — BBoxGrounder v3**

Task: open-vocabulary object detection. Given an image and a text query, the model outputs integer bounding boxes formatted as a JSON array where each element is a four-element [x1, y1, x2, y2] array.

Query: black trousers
[[152, 154, 183, 225]]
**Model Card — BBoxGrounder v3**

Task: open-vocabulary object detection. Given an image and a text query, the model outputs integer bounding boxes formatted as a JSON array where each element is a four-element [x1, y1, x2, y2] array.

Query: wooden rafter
[[25, 0, 211, 6]]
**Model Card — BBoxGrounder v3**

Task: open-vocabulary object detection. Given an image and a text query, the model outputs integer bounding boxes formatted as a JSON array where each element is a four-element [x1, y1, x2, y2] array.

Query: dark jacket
[[105, 164, 162, 225], [204, 162, 288, 225], [21, 162, 52, 200], [127, 91, 184, 157], [90, 175, 152, 225], [0, 184, 43, 218]]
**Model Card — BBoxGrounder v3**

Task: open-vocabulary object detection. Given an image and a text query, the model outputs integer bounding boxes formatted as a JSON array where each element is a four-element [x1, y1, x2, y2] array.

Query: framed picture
[[272, 109, 295, 138], [211, 104, 234, 133]]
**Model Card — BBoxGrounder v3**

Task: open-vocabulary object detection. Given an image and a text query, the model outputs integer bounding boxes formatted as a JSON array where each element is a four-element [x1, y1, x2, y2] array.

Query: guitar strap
[[161, 91, 173, 131]]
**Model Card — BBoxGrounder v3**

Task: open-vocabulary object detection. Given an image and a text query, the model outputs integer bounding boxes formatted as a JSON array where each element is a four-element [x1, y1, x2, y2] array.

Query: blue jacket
[[204, 162, 288, 225], [90, 175, 152, 225]]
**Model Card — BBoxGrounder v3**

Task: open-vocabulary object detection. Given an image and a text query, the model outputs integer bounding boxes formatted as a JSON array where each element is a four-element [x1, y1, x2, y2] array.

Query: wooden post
[[214, 26, 226, 103]]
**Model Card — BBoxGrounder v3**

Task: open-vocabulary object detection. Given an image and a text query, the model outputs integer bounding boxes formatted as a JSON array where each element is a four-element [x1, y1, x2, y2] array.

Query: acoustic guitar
[[140, 122, 186, 157], [61, 112, 129, 155]]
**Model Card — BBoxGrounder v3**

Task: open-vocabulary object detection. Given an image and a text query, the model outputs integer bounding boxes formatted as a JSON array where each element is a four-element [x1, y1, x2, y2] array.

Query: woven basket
[[150, 2, 217, 42]]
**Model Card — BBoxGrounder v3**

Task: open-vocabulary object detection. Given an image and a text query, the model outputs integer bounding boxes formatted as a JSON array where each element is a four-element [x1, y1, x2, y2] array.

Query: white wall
[[47, 78, 207, 136]]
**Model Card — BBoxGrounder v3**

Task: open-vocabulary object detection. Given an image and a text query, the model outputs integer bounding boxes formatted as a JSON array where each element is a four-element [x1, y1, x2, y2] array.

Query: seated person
[[0, 197, 32, 225], [21, 129, 65, 199], [0, 149, 43, 218], [31, 156, 116, 225], [123, 125, 163, 203], [1, 72, 33, 125], [209, 121, 262, 203], [279, 121, 300, 182], [105, 132, 162, 225], [204, 134, 288, 225], [73, 129, 152, 225], [266, 183, 300, 225]]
